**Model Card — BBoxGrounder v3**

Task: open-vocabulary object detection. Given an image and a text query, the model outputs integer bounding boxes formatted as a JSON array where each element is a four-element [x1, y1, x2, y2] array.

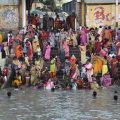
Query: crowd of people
[[0, 14, 120, 91]]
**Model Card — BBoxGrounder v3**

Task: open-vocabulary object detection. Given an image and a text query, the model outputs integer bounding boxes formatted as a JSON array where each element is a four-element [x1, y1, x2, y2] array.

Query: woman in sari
[[50, 57, 56, 80], [45, 79, 55, 90], [15, 45, 23, 59], [70, 31, 78, 47], [26, 41, 33, 61], [80, 27, 87, 45], [98, 26, 103, 42], [110, 56, 118, 78], [0, 32, 3, 43], [102, 26, 112, 43], [85, 60, 93, 83], [93, 56, 103, 76], [79, 44, 86, 64], [41, 31, 48, 55], [100, 73, 111, 87], [117, 28, 120, 41], [32, 36, 40, 53], [3, 42, 9, 56], [76, 76, 84, 89], [48, 31, 55, 48], [100, 47, 108, 58], [44, 42, 51, 61], [116, 41, 120, 61], [62, 38, 69, 58], [95, 40, 102, 54], [102, 57, 108, 76]]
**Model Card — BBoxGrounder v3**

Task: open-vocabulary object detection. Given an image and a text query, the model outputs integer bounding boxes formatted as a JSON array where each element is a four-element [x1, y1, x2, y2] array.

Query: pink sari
[[100, 48, 108, 58], [45, 80, 55, 90], [80, 28, 87, 45], [85, 63, 93, 82], [100, 74, 111, 87], [45, 45, 51, 60], [62, 40, 69, 57]]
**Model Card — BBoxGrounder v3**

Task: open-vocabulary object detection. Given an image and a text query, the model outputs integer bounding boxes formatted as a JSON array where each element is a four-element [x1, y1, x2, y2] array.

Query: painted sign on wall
[[0, 6, 19, 29], [86, 5, 120, 27]]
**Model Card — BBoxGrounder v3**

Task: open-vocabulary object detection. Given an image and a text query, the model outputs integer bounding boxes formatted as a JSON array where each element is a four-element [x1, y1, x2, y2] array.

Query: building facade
[[62, 1, 76, 15], [86, 3, 120, 27], [55, 0, 71, 7], [0, 0, 20, 30], [62, 0, 85, 26], [0, 0, 34, 30], [62, 0, 120, 27]]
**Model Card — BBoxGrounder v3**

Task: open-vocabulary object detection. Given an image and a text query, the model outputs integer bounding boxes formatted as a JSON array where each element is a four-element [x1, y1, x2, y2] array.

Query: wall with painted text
[[86, 5, 120, 27]]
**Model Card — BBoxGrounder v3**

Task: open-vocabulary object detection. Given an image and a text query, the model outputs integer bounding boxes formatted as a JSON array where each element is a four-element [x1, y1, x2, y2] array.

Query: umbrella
[[58, 12, 69, 20], [31, 9, 44, 16]]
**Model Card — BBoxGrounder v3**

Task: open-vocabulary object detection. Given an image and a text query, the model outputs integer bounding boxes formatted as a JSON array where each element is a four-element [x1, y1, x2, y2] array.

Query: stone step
[[51, 52, 80, 57], [51, 49, 80, 53], [45, 47, 81, 69]]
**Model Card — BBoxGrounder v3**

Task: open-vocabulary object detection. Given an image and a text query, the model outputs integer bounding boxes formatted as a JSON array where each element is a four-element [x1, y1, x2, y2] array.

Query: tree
[[26, 0, 34, 10], [26, 0, 34, 18], [39, 0, 45, 3], [39, 0, 56, 11]]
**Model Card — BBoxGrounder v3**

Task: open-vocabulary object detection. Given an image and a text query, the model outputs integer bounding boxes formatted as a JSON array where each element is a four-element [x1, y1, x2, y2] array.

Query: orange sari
[[15, 45, 23, 58], [93, 56, 103, 75]]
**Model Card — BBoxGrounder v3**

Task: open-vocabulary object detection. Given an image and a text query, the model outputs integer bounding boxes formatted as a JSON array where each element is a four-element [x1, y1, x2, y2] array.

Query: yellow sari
[[102, 59, 108, 76], [0, 33, 3, 43], [93, 56, 103, 75]]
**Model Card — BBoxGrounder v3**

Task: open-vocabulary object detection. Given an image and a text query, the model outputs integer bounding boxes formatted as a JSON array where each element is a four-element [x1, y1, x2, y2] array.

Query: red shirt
[[2, 68, 8, 76]]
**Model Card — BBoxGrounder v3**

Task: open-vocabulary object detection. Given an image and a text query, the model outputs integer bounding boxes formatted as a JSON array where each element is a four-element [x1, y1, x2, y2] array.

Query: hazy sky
[[65, 0, 72, 2], [66, 0, 72, 1]]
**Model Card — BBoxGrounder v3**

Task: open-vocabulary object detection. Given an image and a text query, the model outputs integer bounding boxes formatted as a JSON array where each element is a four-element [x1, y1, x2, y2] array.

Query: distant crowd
[[0, 13, 120, 91]]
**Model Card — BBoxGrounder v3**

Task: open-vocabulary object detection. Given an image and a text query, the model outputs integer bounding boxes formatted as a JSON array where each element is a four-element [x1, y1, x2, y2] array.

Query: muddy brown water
[[0, 86, 120, 120]]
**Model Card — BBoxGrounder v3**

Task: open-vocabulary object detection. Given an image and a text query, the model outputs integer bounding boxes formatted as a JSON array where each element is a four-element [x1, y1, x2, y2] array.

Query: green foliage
[[39, 0, 56, 11], [38, 0, 45, 3]]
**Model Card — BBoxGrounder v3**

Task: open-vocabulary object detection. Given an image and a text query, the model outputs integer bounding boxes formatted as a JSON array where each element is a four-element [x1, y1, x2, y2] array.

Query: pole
[[22, 0, 26, 28], [81, 0, 85, 26], [116, 0, 118, 40], [75, 18, 77, 31]]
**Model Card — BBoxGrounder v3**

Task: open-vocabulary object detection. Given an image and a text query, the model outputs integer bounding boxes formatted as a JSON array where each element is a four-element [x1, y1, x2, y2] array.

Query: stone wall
[[0, 0, 19, 30]]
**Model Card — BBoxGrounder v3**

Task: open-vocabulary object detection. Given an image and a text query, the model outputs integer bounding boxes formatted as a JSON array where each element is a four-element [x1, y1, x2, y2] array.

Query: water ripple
[[0, 87, 119, 120]]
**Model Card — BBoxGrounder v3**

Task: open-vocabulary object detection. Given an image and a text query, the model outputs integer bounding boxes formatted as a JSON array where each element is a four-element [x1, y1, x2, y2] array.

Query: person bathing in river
[[44, 79, 55, 90], [76, 76, 84, 90]]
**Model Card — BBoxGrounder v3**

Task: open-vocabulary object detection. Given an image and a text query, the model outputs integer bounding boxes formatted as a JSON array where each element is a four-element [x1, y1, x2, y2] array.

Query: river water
[[0, 86, 120, 120]]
